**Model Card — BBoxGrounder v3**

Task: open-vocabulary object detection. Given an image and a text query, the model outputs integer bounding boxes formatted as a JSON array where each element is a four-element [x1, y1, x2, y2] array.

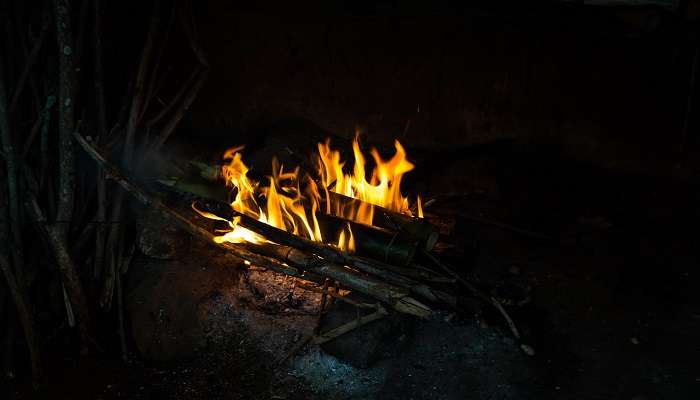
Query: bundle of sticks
[[72, 132, 533, 355]]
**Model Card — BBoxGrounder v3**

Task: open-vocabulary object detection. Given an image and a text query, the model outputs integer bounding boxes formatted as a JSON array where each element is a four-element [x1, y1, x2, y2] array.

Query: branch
[[54, 0, 77, 237], [9, 19, 49, 114], [150, 67, 208, 150], [25, 192, 93, 349]]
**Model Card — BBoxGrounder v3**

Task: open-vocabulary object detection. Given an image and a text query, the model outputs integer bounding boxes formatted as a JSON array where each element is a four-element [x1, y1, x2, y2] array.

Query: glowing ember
[[195, 135, 423, 252]]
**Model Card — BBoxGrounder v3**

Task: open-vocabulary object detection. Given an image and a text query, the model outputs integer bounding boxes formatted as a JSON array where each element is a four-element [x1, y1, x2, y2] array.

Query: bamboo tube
[[185, 162, 440, 250]]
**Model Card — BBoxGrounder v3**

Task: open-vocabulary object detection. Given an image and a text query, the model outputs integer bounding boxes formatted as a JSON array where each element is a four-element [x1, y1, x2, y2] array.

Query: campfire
[[72, 132, 529, 355], [194, 136, 432, 260]]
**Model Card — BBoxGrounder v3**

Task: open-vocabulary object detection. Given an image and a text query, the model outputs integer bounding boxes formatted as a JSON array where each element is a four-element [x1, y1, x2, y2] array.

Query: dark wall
[[189, 2, 693, 177]]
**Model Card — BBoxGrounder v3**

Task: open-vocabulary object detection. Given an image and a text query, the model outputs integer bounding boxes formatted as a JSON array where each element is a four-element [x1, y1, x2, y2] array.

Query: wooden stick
[[25, 192, 94, 350], [8, 19, 49, 114], [243, 243, 431, 318], [151, 68, 208, 150], [295, 283, 379, 310], [198, 200, 452, 307], [146, 67, 198, 128], [93, 0, 108, 281], [141, 3, 175, 122], [21, 96, 56, 159], [421, 248, 530, 351], [54, 0, 77, 238], [150, 3, 209, 150], [315, 279, 330, 335], [312, 307, 388, 345]]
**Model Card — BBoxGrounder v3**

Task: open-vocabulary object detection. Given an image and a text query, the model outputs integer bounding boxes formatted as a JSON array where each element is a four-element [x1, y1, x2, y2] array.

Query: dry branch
[[25, 192, 93, 349], [296, 283, 379, 310], [196, 199, 451, 307], [312, 307, 388, 345], [150, 68, 208, 150], [9, 19, 49, 114], [241, 243, 431, 318]]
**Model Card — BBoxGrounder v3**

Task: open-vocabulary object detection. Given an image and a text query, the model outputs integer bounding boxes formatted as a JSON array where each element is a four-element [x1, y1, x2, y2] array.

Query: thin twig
[[101, 0, 160, 309], [8, 19, 49, 114], [421, 249, 530, 350], [146, 68, 198, 128], [141, 4, 176, 120], [312, 307, 388, 345], [150, 68, 208, 150], [25, 192, 94, 350], [295, 283, 379, 310]]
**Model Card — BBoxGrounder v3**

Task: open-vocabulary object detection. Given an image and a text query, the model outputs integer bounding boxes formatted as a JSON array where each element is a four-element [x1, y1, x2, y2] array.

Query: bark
[[25, 194, 93, 348], [54, 0, 77, 237]]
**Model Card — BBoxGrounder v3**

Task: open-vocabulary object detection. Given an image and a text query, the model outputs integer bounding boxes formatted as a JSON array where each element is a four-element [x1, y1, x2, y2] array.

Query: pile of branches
[[0, 0, 207, 384], [72, 129, 533, 364]]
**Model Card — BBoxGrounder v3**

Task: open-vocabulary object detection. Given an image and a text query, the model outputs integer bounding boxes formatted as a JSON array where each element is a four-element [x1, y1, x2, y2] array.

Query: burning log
[[195, 199, 453, 305], [326, 191, 439, 251], [193, 196, 420, 266], [179, 158, 440, 251]]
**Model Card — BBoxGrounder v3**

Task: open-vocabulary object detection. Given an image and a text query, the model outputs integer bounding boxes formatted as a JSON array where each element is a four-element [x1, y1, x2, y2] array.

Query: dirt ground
[[4, 138, 699, 400]]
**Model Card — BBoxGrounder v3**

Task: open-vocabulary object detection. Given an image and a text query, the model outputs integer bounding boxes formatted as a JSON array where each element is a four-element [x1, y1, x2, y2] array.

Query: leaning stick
[[313, 307, 388, 345], [421, 249, 534, 355]]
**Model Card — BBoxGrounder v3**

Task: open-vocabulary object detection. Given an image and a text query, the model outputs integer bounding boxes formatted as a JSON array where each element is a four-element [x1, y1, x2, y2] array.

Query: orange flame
[[196, 136, 422, 252]]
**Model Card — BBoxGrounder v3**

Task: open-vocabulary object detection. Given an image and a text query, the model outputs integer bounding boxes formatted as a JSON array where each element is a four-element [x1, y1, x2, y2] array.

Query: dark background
[[179, 0, 700, 178]]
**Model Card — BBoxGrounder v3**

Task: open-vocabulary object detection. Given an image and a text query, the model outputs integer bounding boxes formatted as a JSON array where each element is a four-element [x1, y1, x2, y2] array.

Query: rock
[[126, 249, 245, 361], [319, 294, 411, 369], [136, 210, 190, 259]]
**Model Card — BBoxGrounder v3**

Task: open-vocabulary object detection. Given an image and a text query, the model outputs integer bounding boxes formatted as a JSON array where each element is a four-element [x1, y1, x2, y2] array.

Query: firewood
[[295, 283, 379, 310], [197, 200, 454, 306], [326, 191, 439, 250], [240, 243, 431, 318], [73, 132, 431, 318], [186, 161, 440, 250]]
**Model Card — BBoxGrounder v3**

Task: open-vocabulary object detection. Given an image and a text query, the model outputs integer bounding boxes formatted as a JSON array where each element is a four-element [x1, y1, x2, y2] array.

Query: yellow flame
[[195, 136, 422, 253], [337, 223, 355, 253]]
